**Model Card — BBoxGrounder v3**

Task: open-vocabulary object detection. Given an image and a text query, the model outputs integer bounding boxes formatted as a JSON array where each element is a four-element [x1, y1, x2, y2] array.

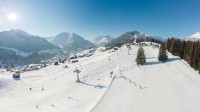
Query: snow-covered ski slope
[[0, 46, 120, 112], [92, 46, 200, 112], [0, 45, 200, 112]]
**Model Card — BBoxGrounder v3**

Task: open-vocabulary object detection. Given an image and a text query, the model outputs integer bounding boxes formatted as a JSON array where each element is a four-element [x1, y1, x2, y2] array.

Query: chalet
[[141, 43, 148, 46], [126, 44, 131, 47], [154, 45, 159, 48], [89, 49, 95, 53], [69, 56, 77, 59], [113, 47, 118, 50], [76, 53, 85, 58], [6, 67, 12, 71], [13, 71, 20, 80], [54, 61, 59, 65], [71, 60, 78, 63], [85, 53, 93, 57], [28, 64, 40, 70]]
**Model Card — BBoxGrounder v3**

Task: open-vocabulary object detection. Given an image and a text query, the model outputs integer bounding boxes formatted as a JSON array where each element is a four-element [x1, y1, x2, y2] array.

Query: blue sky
[[0, 0, 200, 40]]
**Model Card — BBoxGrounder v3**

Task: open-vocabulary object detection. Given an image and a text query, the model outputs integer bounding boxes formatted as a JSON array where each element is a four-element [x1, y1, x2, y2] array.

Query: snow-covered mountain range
[[92, 35, 114, 47], [107, 31, 164, 47], [185, 32, 200, 41], [46, 32, 94, 52], [0, 29, 63, 65]]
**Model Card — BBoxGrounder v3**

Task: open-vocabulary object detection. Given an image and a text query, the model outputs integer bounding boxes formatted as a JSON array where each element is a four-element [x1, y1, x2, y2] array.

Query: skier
[[36, 105, 39, 109], [110, 71, 113, 78], [30, 84, 32, 90]]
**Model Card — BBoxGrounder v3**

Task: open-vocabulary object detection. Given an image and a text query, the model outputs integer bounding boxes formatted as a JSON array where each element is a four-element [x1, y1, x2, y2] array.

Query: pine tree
[[198, 42, 200, 74], [183, 41, 190, 60], [188, 42, 195, 65], [158, 43, 168, 62], [169, 38, 176, 54], [180, 41, 186, 59], [191, 42, 199, 69], [199, 62, 200, 74], [136, 46, 146, 65], [176, 39, 182, 56]]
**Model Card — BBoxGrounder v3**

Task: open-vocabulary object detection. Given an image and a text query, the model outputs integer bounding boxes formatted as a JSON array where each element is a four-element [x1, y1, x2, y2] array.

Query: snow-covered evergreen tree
[[136, 46, 146, 65], [158, 43, 168, 62]]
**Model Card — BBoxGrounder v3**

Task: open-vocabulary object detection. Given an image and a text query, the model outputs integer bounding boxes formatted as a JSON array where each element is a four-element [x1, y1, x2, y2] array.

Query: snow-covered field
[[0, 45, 200, 112]]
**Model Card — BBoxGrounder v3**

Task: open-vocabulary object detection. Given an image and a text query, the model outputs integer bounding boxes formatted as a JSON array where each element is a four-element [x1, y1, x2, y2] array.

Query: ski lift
[[74, 68, 81, 82]]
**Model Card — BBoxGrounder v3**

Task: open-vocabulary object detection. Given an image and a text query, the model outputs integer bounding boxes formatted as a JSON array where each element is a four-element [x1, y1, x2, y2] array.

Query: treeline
[[0, 48, 56, 66], [136, 36, 162, 44], [106, 36, 162, 48], [165, 38, 200, 73], [106, 37, 133, 48]]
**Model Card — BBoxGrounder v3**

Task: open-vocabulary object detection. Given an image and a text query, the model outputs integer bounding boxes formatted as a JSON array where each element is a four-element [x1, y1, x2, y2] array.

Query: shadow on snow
[[79, 81, 106, 89], [145, 57, 180, 65]]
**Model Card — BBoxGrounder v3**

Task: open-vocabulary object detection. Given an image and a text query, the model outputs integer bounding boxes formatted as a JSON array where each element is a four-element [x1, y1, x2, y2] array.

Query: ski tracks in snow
[[117, 66, 148, 90]]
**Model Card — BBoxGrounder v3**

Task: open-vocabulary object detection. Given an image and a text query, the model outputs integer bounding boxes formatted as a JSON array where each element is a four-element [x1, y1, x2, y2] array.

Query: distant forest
[[106, 36, 162, 48]]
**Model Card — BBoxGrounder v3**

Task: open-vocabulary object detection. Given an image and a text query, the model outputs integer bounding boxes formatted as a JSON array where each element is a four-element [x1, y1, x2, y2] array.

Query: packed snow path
[[91, 46, 200, 112]]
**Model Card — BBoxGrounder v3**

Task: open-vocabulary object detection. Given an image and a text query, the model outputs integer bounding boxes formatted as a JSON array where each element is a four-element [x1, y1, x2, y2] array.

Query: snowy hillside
[[92, 46, 200, 112], [0, 29, 61, 52], [0, 29, 62, 65], [93, 35, 114, 47], [46, 32, 94, 52], [106, 31, 140, 47], [107, 31, 164, 47], [0, 45, 200, 112], [185, 32, 200, 41]]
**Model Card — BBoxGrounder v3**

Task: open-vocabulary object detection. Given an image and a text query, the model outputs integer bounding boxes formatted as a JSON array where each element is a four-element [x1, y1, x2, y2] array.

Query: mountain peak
[[11, 29, 27, 33], [120, 31, 140, 38], [0, 29, 62, 65], [190, 32, 200, 39], [185, 32, 200, 41], [69, 32, 76, 37], [93, 35, 114, 47], [46, 32, 94, 51], [7, 29, 30, 37], [55, 32, 80, 39], [56, 32, 69, 37]]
